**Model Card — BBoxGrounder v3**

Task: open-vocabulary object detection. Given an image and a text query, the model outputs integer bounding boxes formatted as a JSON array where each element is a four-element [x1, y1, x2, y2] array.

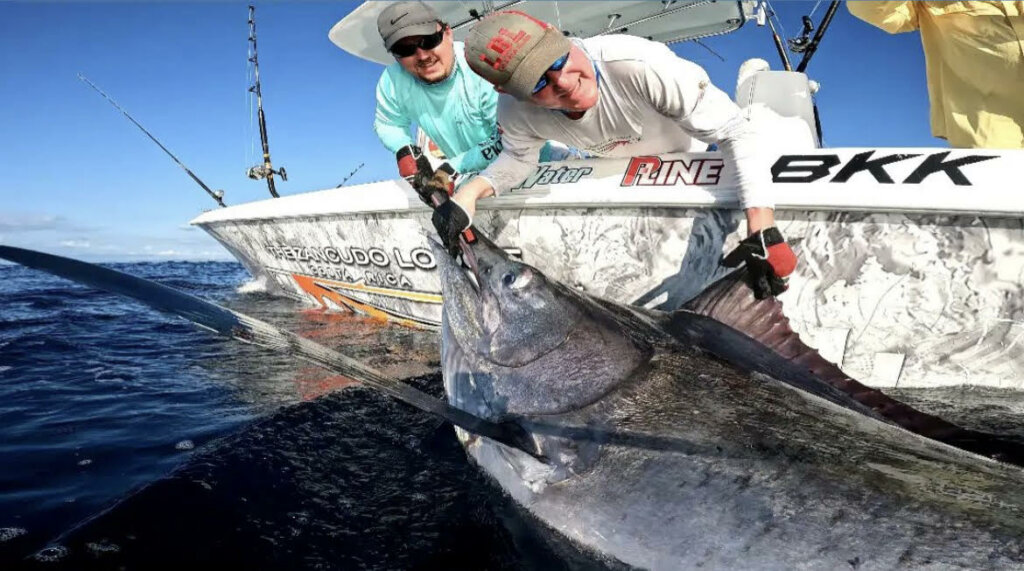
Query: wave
[[236, 275, 269, 294]]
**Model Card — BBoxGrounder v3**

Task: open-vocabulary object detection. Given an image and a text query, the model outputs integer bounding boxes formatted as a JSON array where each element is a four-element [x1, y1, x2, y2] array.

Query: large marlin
[[5, 242, 1024, 568], [438, 233, 1024, 569]]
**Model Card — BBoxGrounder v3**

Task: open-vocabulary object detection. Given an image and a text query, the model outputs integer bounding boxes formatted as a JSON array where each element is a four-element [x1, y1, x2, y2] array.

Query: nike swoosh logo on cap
[[390, 13, 408, 25]]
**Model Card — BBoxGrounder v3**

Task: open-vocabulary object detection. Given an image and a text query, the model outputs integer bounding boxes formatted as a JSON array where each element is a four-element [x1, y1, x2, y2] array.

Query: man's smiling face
[[395, 24, 455, 84], [527, 45, 599, 112]]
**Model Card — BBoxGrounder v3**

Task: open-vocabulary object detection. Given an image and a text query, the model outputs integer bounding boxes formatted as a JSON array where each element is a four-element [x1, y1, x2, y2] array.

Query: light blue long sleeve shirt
[[374, 42, 501, 174]]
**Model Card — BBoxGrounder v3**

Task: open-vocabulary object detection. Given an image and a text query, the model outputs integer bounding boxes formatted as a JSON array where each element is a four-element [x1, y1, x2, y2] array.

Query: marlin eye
[[502, 272, 516, 287]]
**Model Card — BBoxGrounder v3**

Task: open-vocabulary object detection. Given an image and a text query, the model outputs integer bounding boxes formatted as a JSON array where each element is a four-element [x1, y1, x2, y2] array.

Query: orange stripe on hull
[[291, 274, 436, 329], [293, 273, 441, 304]]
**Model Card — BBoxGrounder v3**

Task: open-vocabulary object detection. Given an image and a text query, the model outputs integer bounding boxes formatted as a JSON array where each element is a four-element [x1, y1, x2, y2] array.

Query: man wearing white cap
[[431, 10, 796, 299], [374, 1, 503, 204]]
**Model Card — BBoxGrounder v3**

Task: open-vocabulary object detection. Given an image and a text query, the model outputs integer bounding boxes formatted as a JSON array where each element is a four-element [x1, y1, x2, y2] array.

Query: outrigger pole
[[246, 4, 286, 198], [77, 74, 227, 208]]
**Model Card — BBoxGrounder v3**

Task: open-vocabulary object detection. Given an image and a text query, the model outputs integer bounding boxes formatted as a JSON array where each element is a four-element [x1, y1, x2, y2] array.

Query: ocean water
[[0, 261, 610, 570], [5, 261, 1024, 570]]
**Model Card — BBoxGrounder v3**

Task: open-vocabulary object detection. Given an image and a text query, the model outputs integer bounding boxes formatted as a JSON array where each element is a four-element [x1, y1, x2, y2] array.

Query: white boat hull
[[193, 148, 1024, 389]]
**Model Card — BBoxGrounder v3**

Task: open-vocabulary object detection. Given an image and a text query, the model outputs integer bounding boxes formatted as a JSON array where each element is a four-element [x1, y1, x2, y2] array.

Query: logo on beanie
[[478, 28, 531, 71]]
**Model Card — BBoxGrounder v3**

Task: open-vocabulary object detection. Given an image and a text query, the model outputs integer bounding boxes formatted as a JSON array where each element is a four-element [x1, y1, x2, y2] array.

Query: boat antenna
[[795, 1, 839, 72], [246, 5, 286, 198], [336, 162, 365, 188], [692, 38, 725, 62], [77, 74, 227, 208]]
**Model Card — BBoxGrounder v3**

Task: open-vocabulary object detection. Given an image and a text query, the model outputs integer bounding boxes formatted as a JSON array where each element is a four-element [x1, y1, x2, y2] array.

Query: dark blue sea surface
[[0, 261, 610, 570]]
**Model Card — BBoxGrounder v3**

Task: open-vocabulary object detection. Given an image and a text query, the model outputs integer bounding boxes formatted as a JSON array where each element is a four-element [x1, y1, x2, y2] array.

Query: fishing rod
[[77, 74, 227, 208], [246, 4, 286, 198], [795, 1, 839, 73], [762, 4, 793, 71], [784, 0, 837, 143]]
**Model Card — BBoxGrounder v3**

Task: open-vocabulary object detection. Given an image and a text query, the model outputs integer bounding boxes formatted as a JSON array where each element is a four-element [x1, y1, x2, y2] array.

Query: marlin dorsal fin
[[678, 269, 1024, 465]]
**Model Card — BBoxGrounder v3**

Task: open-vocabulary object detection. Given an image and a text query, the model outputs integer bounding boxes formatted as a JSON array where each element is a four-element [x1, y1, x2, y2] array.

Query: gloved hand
[[415, 162, 456, 205], [431, 198, 472, 257], [395, 145, 435, 206], [721, 227, 797, 300]]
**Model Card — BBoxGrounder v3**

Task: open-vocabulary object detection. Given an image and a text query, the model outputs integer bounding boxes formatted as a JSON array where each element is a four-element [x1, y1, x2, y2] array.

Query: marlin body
[[437, 234, 1024, 569]]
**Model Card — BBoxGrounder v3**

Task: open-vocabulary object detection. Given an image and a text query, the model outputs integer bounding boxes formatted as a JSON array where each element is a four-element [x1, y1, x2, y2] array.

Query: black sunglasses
[[391, 25, 446, 58]]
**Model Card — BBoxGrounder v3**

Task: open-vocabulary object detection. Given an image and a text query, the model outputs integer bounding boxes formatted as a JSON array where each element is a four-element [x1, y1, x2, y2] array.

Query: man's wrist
[[452, 177, 495, 217], [745, 207, 775, 234]]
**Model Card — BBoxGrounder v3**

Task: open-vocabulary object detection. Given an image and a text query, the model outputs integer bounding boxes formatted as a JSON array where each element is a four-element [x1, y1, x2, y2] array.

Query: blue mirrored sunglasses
[[531, 53, 570, 95]]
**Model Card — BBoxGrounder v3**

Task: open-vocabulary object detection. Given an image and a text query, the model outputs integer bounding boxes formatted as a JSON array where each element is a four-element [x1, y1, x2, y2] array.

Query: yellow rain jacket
[[848, 1, 1024, 148]]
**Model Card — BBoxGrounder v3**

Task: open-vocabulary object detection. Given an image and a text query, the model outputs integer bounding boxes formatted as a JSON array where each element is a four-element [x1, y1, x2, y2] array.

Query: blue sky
[[0, 1, 932, 262]]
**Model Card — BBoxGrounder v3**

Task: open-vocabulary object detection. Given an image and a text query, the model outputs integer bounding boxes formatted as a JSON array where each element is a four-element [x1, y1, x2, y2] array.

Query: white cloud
[[59, 239, 92, 248], [0, 214, 68, 232], [4, 212, 234, 262]]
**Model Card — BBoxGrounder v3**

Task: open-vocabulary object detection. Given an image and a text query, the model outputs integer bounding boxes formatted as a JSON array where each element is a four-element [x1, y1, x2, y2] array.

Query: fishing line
[[808, 0, 824, 19], [245, 42, 254, 176], [764, 0, 791, 45]]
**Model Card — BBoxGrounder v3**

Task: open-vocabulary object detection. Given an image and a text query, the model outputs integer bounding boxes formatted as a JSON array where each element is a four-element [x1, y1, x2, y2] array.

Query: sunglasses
[[390, 26, 446, 58], [531, 53, 570, 95]]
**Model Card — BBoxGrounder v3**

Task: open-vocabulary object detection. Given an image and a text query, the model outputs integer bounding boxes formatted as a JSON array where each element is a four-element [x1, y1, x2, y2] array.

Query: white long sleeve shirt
[[478, 35, 774, 209]]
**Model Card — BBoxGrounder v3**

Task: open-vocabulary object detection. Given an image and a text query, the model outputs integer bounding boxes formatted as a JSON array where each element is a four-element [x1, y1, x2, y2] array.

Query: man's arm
[[432, 111, 543, 256], [374, 70, 443, 206], [444, 130, 503, 174], [636, 46, 775, 230], [452, 99, 545, 210], [445, 85, 503, 174], [636, 43, 795, 297], [847, 1, 920, 34], [449, 145, 537, 215], [451, 175, 495, 216], [373, 71, 415, 152]]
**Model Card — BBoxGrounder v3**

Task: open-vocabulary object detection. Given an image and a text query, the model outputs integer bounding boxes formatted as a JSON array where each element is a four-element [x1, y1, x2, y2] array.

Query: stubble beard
[[419, 56, 454, 84]]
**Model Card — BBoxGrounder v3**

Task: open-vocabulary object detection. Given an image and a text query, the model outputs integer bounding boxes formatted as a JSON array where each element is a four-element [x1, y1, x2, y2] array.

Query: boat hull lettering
[[514, 165, 593, 190], [621, 155, 724, 186], [266, 244, 435, 270], [772, 151, 997, 185]]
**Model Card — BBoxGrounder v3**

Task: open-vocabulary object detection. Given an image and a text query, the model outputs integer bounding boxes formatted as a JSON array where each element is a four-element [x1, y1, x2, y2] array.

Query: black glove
[[395, 145, 435, 206], [721, 227, 797, 300], [431, 199, 472, 257], [414, 162, 456, 207]]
